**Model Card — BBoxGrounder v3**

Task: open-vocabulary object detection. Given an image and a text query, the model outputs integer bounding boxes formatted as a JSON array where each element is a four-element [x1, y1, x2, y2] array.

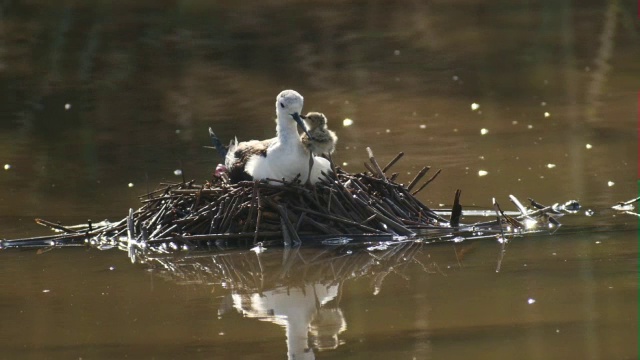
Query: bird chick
[[300, 112, 338, 184], [300, 112, 337, 157]]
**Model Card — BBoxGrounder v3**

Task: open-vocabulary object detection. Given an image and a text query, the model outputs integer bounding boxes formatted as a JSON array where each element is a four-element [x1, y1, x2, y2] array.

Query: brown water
[[0, 1, 638, 359]]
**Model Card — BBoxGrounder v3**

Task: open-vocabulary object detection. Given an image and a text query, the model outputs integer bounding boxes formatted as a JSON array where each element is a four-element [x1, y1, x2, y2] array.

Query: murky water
[[0, 1, 637, 359]]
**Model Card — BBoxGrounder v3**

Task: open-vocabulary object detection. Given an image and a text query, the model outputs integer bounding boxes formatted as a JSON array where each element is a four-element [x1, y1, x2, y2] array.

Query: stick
[[412, 169, 442, 195], [407, 166, 430, 192], [366, 147, 387, 181], [382, 152, 404, 173]]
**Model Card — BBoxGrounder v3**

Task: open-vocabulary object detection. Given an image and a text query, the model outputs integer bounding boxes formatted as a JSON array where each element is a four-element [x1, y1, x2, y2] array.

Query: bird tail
[[208, 127, 228, 158]]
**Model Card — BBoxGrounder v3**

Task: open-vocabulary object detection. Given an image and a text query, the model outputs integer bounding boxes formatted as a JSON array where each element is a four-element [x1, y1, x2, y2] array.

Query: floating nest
[[2, 148, 573, 253]]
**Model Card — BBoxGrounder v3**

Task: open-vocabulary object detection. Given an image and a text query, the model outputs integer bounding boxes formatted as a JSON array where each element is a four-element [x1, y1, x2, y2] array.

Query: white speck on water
[[480, 128, 489, 135], [343, 118, 354, 127], [595, 241, 601, 244], [585, 209, 594, 216], [556, 329, 560, 333], [478, 170, 488, 177], [385, 129, 391, 133], [527, 298, 536, 304], [342, 162, 348, 166], [173, 169, 183, 176], [541, 101, 547, 106], [512, 120, 518, 125], [471, 103, 480, 111], [585, 66, 591, 72], [64, 103, 71, 110], [43, 289, 50, 293], [419, 124, 426, 129], [109, 266, 115, 271], [3, 164, 10, 170], [452, 75, 459, 81], [128, 183, 134, 188], [544, 112, 550, 118], [453, 128, 458, 132], [394, 49, 400, 56], [219, 332, 225, 336], [607, 181, 615, 187], [175, 129, 181, 134], [546, 163, 556, 169], [478, 155, 485, 160], [552, 252, 557, 256], [586, 143, 593, 149], [527, 124, 533, 129]]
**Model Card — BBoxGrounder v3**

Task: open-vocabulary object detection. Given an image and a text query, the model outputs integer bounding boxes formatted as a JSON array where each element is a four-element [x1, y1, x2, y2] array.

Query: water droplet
[[343, 118, 354, 127], [471, 103, 480, 111]]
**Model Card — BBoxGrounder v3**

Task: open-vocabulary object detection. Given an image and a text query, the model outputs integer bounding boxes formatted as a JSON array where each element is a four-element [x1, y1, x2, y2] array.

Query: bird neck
[[275, 113, 301, 145]]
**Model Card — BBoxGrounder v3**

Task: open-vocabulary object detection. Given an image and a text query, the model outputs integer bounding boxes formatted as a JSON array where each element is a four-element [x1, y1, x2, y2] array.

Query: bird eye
[[279, 102, 285, 108]]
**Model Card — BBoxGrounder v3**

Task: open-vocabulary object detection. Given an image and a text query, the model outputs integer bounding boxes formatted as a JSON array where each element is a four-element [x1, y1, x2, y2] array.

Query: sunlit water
[[0, 1, 637, 359]]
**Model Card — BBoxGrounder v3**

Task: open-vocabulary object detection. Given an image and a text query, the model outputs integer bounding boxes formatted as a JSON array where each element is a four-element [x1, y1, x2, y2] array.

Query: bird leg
[[305, 151, 314, 186]]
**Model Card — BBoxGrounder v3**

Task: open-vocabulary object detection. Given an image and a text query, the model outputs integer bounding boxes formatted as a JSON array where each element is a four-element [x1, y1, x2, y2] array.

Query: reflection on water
[[145, 242, 453, 359]]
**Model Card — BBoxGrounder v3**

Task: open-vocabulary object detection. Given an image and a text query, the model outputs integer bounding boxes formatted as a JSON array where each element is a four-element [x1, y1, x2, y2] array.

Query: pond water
[[0, 1, 637, 359]]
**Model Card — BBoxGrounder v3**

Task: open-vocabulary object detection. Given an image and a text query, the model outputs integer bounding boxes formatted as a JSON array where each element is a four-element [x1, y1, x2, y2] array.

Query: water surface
[[0, 1, 637, 359]]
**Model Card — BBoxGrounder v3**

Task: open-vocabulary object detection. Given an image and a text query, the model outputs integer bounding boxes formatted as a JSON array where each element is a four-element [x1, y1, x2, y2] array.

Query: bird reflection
[[138, 241, 445, 359]]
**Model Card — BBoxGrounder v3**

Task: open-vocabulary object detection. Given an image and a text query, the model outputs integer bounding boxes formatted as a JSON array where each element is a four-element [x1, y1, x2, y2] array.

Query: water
[[0, 1, 637, 359]]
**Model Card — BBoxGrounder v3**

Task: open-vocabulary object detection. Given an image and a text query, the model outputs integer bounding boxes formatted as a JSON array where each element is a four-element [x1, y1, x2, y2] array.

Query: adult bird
[[219, 90, 330, 184]]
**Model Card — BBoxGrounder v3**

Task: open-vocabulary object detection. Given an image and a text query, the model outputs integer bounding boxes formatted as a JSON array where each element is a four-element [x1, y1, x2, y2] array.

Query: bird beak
[[292, 112, 312, 138]]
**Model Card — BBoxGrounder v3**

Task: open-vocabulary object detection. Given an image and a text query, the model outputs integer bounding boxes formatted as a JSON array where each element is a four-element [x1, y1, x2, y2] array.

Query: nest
[[4, 147, 582, 254]]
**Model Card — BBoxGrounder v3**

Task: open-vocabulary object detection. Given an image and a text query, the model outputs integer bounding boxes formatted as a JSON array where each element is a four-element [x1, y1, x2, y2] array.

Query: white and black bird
[[210, 90, 331, 184]]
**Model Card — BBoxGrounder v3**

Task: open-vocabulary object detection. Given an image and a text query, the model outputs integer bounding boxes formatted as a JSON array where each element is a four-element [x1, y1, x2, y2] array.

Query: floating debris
[[478, 170, 488, 177], [342, 118, 354, 127], [607, 181, 615, 187], [546, 164, 556, 169], [3, 164, 10, 170], [544, 112, 550, 118], [586, 144, 593, 149], [471, 103, 480, 111], [480, 128, 489, 135]]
